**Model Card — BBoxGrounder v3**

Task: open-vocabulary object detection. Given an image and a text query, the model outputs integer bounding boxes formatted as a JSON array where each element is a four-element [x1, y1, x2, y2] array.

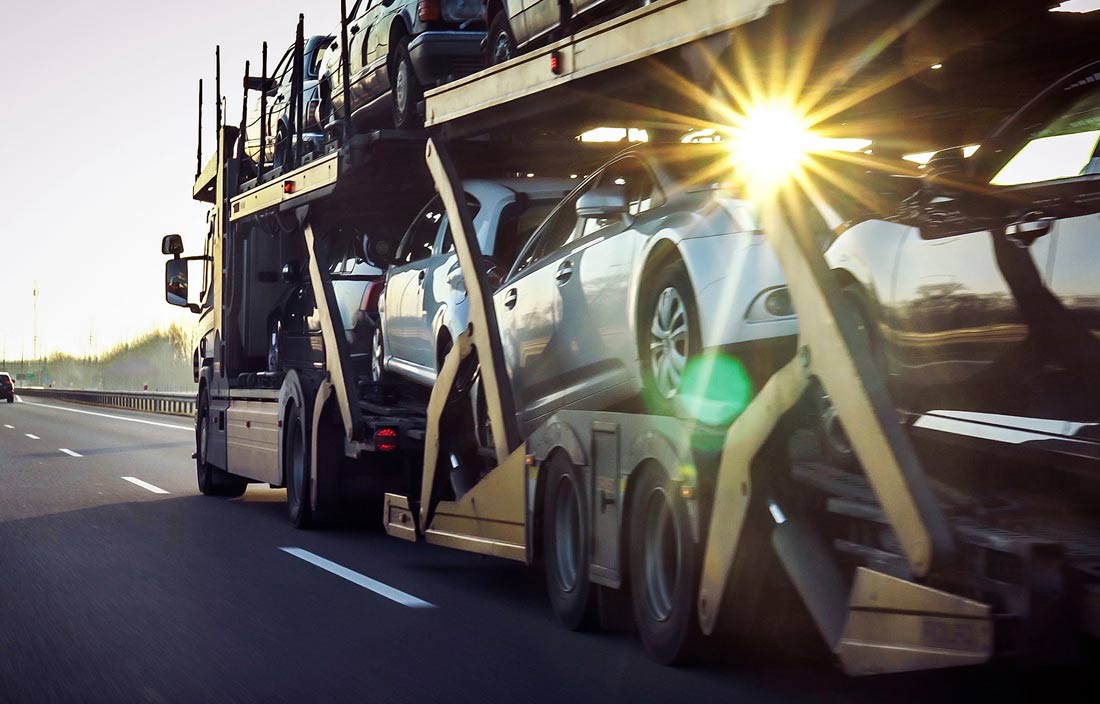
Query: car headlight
[[745, 286, 795, 322]]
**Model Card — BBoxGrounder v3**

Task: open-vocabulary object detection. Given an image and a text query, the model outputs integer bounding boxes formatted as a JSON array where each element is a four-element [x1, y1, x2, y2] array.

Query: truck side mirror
[[922, 147, 969, 196], [162, 234, 184, 257], [166, 258, 190, 308], [576, 184, 629, 219]]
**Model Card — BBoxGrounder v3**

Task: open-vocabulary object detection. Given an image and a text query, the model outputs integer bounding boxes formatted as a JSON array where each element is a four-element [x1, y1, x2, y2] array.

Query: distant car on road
[[379, 177, 574, 385], [317, 0, 485, 130], [484, 0, 652, 65], [823, 59, 1100, 470], [243, 34, 332, 168], [0, 372, 13, 403]]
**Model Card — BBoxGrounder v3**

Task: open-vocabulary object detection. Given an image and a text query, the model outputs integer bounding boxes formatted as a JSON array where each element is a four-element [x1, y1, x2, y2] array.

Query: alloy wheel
[[649, 286, 689, 399]]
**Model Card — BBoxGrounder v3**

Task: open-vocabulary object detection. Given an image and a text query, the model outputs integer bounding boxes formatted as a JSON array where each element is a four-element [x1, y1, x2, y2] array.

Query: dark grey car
[[243, 35, 331, 168], [317, 0, 485, 130], [484, 0, 652, 65]]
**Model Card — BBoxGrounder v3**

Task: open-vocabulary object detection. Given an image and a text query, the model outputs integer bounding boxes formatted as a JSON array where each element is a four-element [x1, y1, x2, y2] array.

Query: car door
[[496, 177, 598, 430], [352, 0, 389, 108], [343, 0, 382, 112], [565, 156, 664, 400], [518, 0, 559, 45], [385, 197, 445, 375], [263, 47, 295, 155]]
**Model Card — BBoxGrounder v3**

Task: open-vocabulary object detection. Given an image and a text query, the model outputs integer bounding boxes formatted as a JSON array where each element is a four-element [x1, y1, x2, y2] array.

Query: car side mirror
[[282, 261, 303, 283], [162, 234, 184, 257], [922, 147, 970, 197], [245, 76, 277, 93], [576, 185, 630, 219]]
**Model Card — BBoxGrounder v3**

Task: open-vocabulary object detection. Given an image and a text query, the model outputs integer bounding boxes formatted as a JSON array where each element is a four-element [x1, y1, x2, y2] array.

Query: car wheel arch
[[632, 238, 696, 346]]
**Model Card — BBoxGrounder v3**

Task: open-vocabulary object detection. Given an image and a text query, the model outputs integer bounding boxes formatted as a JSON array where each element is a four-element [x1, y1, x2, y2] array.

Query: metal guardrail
[[17, 387, 196, 418]]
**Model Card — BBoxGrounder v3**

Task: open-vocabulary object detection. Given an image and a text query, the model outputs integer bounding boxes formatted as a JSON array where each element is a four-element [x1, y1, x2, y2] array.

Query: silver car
[[485, 0, 652, 65], [494, 145, 798, 433], [378, 178, 575, 384]]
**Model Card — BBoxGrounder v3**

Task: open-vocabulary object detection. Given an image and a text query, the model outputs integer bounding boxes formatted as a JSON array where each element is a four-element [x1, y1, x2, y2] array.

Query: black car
[[0, 372, 14, 403], [823, 59, 1100, 471]]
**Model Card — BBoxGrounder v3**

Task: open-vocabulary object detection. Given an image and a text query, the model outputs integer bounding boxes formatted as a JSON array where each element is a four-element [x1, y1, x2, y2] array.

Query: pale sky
[[0, 1, 335, 359]]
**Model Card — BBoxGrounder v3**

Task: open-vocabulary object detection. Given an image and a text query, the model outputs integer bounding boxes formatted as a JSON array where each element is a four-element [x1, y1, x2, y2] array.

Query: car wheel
[[285, 399, 313, 528], [543, 452, 598, 630], [487, 11, 518, 66], [196, 390, 247, 497], [370, 326, 386, 384], [814, 286, 881, 469], [391, 37, 424, 129], [629, 465, 701, 665], [638, 258, 701, 415], [6, 395, 12, 403], [317, 77, 333, 127], [274, 121, 290, 168]]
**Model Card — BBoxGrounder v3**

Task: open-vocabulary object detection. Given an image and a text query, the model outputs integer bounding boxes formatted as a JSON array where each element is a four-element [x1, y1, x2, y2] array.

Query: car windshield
[[991, 82, 1100, 186]]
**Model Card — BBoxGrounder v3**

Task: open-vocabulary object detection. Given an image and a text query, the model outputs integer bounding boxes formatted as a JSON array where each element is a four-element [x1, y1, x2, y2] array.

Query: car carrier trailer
[[168, 0, 1099, 675]]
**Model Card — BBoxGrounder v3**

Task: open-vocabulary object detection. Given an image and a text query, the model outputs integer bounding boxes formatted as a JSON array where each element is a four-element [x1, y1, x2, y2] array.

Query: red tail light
[[375, 427, 399, 452], [360, 280, 384, 313], [418, 0, 442, 21]]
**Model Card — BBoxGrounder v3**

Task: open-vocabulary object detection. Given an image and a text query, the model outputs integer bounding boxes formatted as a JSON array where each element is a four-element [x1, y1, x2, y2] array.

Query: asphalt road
[[0, 396, 1092, 704]]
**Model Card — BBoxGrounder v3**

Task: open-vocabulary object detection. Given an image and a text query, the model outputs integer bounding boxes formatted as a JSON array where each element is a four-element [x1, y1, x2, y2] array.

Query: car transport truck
[[164, 0, 1099, 674]]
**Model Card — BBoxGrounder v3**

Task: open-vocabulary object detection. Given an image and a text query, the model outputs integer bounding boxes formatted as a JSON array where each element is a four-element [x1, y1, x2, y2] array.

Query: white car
[[378, 178, 575, 384], [493, 144, 799, 432]]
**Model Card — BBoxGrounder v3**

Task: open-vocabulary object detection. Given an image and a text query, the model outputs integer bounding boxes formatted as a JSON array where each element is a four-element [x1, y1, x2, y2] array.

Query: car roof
[[464, 177, 576, 203]]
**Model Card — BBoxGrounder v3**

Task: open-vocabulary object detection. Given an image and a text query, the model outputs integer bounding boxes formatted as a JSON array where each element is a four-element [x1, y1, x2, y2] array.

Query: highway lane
[[0, 397, 1091, 703]]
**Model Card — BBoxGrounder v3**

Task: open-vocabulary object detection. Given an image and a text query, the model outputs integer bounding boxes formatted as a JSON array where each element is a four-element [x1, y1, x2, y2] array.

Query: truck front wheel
[[285, 400, 313, 528], [628, 466, 701, 664], [196, 390, 247, 497]]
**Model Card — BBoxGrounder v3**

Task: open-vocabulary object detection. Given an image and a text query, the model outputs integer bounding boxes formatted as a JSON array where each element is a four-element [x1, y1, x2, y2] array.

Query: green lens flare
[[678, 352, 753, 427]]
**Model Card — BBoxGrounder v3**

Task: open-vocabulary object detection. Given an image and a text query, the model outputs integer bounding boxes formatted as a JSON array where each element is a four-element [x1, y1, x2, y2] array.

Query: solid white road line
[[22, 402, 190, 431], [121, 476, 169, 494], [279, 547, 435, 609], [14, 395, 22, 403], [25, 434, 39, 440], [3, 424, 13, 429], [59, 448, 83, 458]]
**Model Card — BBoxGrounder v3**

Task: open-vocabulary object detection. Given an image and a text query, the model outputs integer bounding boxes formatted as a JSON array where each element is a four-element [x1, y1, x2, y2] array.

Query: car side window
[[601, 157, 663, 215], [398, 197, 445, 264], [991, 82, 1100, 186], [511, 184, 591, 276], [437, 194, 483, 255]]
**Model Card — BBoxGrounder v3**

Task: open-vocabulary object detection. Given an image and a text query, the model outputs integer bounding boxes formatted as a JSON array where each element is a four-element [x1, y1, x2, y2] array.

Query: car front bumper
[[408, 31, 485, 87]]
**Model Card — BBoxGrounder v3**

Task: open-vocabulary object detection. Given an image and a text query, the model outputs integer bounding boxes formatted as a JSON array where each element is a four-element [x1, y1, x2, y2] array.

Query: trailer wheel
[[285, 400, 313, 528], [543, 453, 597, 630], [196, 390, 247, 498], [391, 37, 423, 130], [629, 466, 701, 664]]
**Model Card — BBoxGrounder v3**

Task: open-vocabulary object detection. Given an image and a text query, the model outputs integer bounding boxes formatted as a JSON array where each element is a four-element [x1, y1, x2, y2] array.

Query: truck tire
[[543, 452, 598, 630], [196, 390, 248, 497], [628, 465, 701, 664], [285, 399, 313, 528]]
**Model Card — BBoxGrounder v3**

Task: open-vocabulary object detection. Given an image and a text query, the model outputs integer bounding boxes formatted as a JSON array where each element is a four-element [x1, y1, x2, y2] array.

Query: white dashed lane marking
[[21, 402, 190, 431], [25, 434, 39, 440], [59, 449, 82, 458], [3, 424, 13, 429], [279, 548, 435, 609], [121, 477, 169, 494]]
